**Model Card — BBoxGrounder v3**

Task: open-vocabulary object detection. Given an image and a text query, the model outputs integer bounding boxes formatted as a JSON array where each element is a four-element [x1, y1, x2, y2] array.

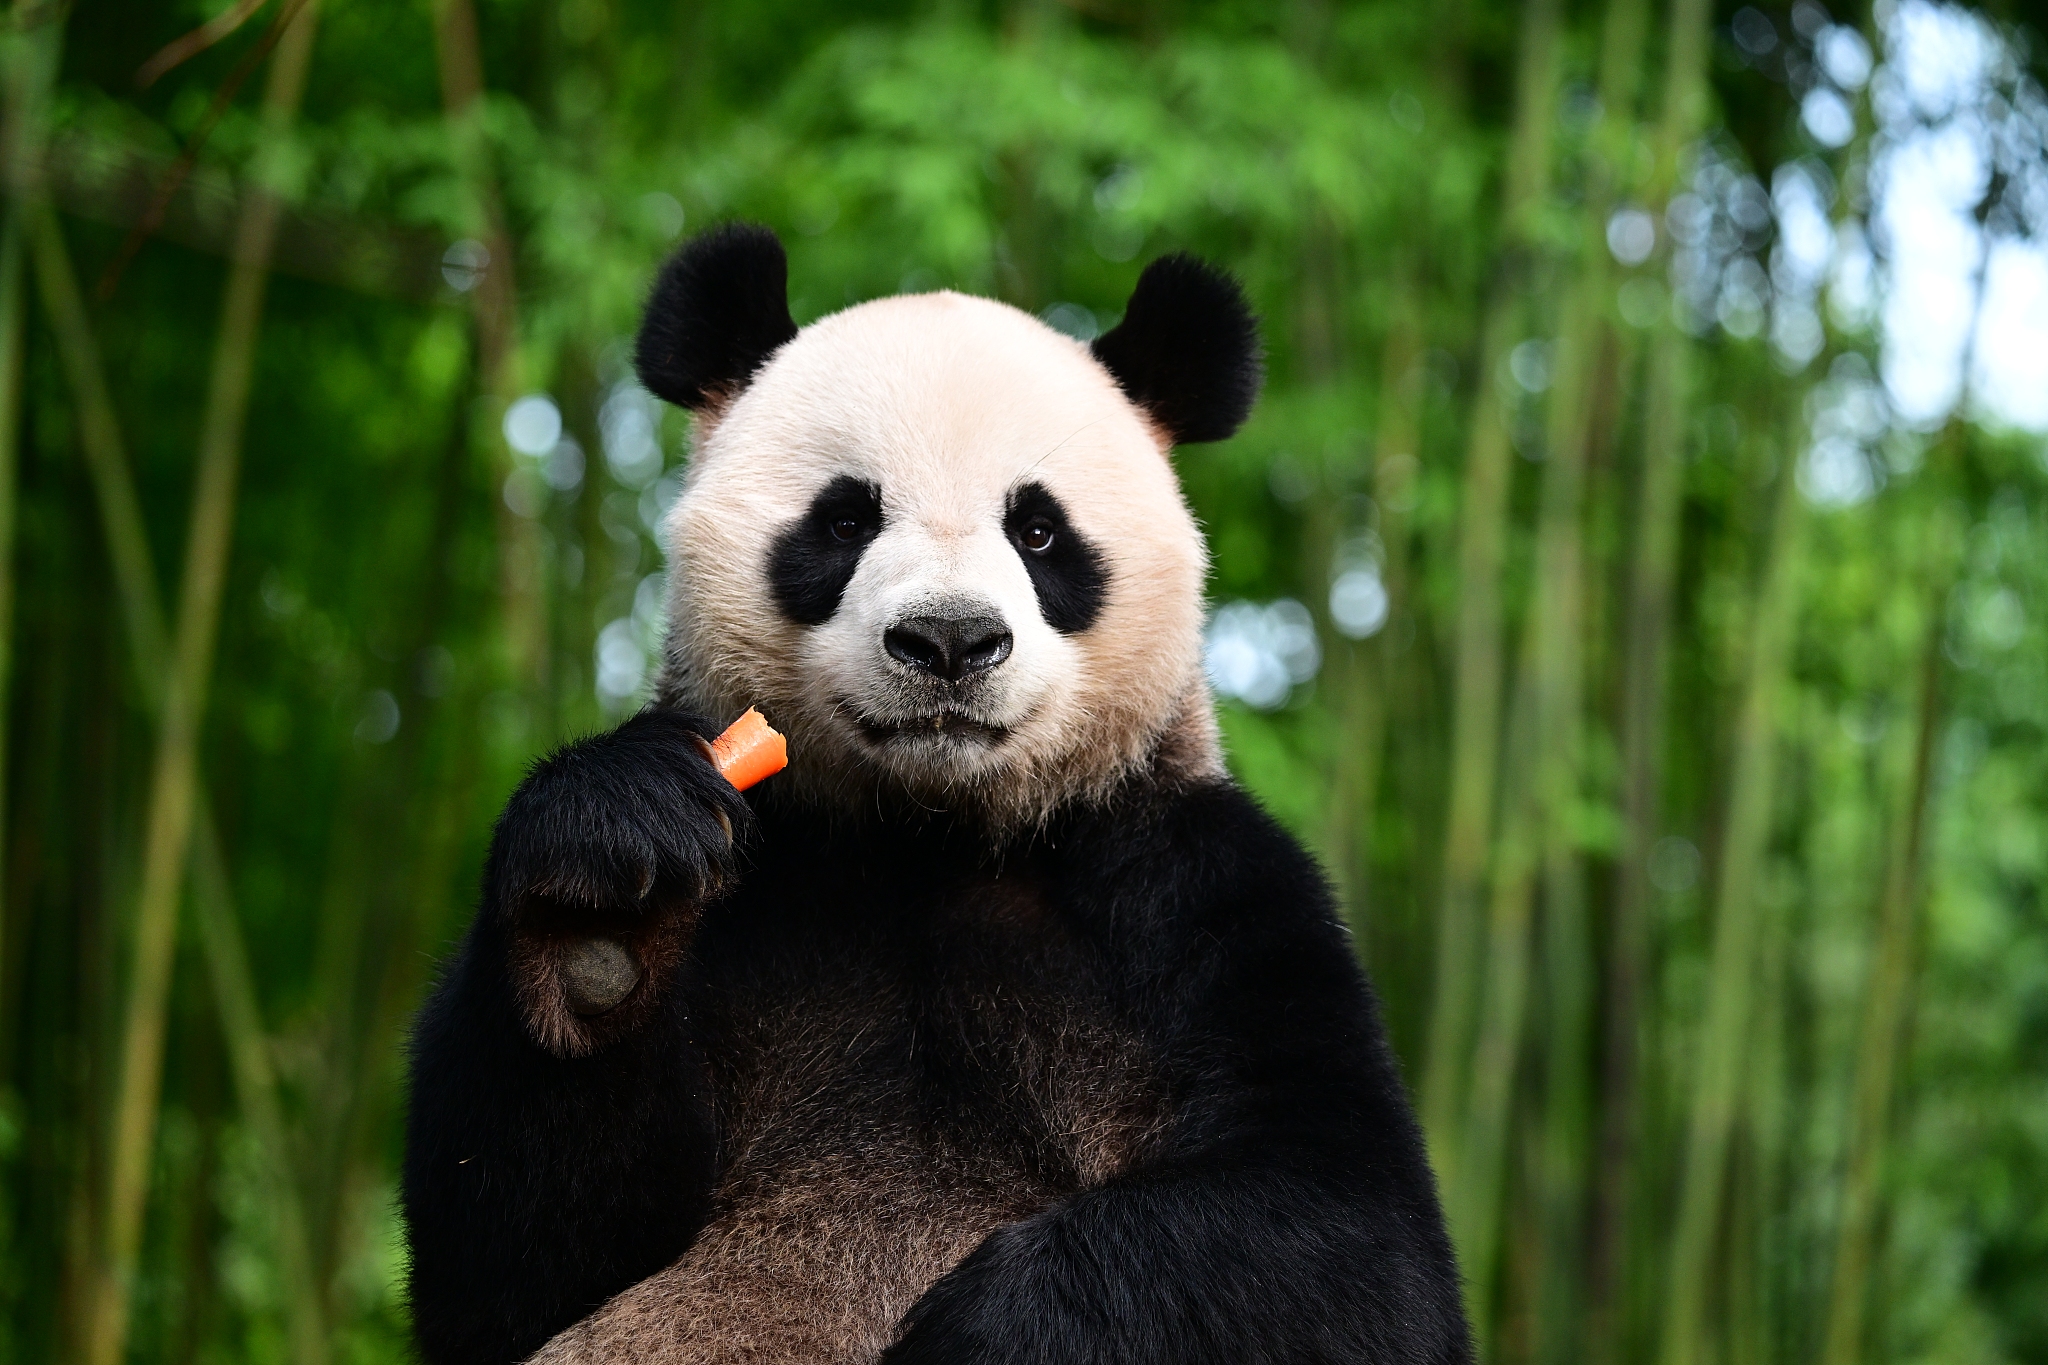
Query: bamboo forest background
[[3, 0, 2048, 1360]]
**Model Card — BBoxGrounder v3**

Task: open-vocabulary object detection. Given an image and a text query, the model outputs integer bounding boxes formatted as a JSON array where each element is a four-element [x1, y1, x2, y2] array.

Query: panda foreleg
[[881, 1162, 1470, 1365], [401, 708, 747, 1365], [883, 781, 1472, 1365]]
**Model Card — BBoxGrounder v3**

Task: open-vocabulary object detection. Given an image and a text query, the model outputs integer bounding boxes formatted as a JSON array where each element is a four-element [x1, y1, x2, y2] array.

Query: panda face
[[638, 226, 1261, 824], [662, 292, 1213, 822]]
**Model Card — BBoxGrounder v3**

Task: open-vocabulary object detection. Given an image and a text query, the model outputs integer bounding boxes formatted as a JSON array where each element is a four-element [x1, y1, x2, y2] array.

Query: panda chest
[[704, 873, 1170, 1198], [611, 878, 1166, 1362]]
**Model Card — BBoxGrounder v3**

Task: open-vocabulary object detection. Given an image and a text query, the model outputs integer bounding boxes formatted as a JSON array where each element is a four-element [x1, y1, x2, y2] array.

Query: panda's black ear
[[635, 222, 799, 411], [1090, 254, 1263, 445]]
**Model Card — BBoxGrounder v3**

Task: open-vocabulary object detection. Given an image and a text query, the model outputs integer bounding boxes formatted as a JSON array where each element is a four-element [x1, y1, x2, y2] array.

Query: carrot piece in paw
[[708, 707, 787, 791]]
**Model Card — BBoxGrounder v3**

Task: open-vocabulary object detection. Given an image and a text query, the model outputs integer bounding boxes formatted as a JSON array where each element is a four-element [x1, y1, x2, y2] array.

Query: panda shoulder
[[1069, 778, 1342, 940]]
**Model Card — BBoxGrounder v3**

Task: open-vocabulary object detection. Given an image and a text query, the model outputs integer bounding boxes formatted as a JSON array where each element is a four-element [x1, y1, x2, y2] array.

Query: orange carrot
[[708, 707, 788, 791]]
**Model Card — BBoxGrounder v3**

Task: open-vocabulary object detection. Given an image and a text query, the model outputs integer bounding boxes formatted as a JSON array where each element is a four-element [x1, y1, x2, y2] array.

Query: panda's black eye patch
[[769, 475, 883, 626], [1005, 482, 1107, 634]]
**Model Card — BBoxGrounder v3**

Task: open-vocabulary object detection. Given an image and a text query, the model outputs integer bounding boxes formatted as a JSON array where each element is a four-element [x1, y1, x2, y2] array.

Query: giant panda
[[402, 223, 1470, 1365]]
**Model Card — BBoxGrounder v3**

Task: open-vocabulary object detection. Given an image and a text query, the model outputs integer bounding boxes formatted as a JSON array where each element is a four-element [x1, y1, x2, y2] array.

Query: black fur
[[1091, 254, 1264, 445], [768, 475, 886, 625], [633, 230, 1258, 442], [634, 223, 800, 410], [487, 709, 750, 918], [402, 711, 748, 1363], [403, 716, 1470, 1364], [1005, 481, 1108, 634]]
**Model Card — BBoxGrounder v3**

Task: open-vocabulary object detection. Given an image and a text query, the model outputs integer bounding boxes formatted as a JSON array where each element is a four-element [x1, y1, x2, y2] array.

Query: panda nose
[[884, 613, 1014, 682]]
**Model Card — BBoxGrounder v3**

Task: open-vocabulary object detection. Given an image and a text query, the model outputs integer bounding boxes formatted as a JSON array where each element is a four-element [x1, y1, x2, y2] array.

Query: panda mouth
[[851, 709, 1010, 746]]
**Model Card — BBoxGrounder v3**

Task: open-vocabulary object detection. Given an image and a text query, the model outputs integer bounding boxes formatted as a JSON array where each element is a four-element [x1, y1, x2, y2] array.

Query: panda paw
[[492, 708, 749, 921], [487, 709, 751, 1053]]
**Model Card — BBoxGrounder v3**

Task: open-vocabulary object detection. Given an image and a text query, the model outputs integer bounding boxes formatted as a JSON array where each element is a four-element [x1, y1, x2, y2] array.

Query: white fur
[[656, 290, 1220, 826]]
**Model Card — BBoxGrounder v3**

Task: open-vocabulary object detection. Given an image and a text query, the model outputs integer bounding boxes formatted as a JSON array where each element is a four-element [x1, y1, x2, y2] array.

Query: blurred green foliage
[[3, 0, 2047, 1363]]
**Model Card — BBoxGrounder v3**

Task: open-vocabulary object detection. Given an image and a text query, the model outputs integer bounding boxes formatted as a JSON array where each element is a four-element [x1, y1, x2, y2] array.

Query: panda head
[[639, 224, 1261, 826]]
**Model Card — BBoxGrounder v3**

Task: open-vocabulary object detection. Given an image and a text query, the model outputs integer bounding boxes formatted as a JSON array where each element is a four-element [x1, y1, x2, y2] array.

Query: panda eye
[[1020, 519, 1056, 554], [829, 516, 865, 543]]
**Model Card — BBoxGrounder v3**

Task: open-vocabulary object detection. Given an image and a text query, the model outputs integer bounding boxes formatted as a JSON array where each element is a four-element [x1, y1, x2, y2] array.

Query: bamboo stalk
[[31, 198, 331, 1365], [1420, 0, 1565, 1185], [432, 0, 546, 699], [301, 378, 476, 1306], [1371, 334, 1421, 939], [1659, 408, 1808, 1365], [1362, 276, 1426, 1011], [5, 20, 87, 1350], [0, 2, 41, 1019], [94, 0, 315, 302], [136, 0, 274, 90], [22, 194, 171, 1350], [1592, 332, 1689, 1346], [1524, 0, 1653, 1348], [1452, 0, 1649, 1328], [1591, 0, 1714, 1351], [1290, 204, 1361, 910], [188, 805, 327, 1365], [22, 8, 327, 1360], [1449, 661, 1541, 1338], [1461, 271, 1602, 1357], [1530, 283, 1598, 1365], [0, 213, 23, 1069], [83, 4, 321, 1354], [21, 211, 162, 694], [1370, 270, 1422, 680], [0, 0, 39, 1066], [191, 11, 330, 1352], [1736, 843, 1791, 1365], [24, 196, 168, 757], [1327, 260, 1420, 936], [1326, 634, 1381, 925], [1819, 506, 1952, 1365]]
